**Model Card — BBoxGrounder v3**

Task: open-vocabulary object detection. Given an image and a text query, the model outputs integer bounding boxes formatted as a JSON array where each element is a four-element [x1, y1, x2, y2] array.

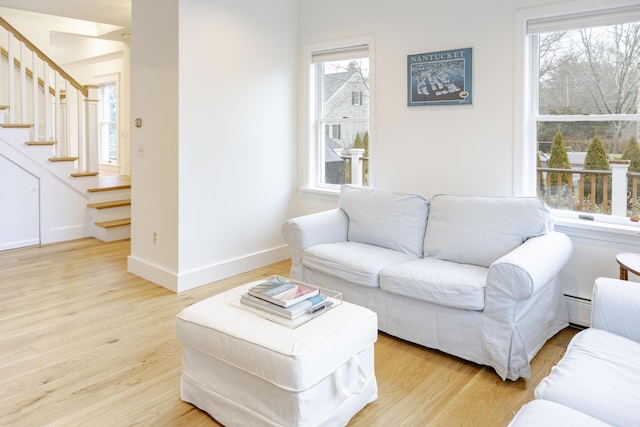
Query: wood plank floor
[[0, 238, 579, 426]]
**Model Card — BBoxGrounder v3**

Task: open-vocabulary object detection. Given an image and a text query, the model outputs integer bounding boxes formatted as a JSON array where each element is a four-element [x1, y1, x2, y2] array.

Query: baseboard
[[0, 238, 39, 251], [41, 224, 92, 245], [128, 245, 291, 293], [564, 295, 591, 327], [127, 255, 178, 291]]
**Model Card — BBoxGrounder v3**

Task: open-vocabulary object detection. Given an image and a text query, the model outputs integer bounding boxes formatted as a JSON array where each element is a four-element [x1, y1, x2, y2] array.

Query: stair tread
[[71, 171, 99, 177], [26, 141, 56, 146], [88, 175, 131, 192], [49, 157, 78, 162], [88, 199, 131, 209], [1, 123, 33, 128], [94, 218, 131, 228]]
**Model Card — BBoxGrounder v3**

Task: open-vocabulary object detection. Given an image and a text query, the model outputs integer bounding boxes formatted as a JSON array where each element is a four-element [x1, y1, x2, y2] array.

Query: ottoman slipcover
[[176, 282, 378, 426]]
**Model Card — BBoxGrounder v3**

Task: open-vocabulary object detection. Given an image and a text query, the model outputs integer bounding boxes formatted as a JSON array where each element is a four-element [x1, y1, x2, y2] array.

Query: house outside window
[[308, 40, 372, 189], [518, 4, 640, 226], [98, 82, 118, 165]]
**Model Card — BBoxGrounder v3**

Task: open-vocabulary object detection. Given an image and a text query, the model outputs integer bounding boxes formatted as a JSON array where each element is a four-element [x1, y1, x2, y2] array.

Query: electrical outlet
[[153, 230, 158, 245], [137, 144, 145, 158]]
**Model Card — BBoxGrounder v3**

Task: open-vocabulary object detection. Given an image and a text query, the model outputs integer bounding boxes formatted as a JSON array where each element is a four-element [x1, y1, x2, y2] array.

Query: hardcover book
[[248, 276, 319, 307], [240, 293, 329, 319]]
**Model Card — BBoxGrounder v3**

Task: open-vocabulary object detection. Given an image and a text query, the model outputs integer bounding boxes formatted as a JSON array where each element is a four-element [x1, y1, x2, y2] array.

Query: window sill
[[300, 186, 340, 202], [553, 216, 640, 245]]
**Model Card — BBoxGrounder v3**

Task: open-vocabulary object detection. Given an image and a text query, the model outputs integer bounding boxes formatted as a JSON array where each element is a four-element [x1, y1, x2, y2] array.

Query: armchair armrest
[[592, 277, 640, 343], [281, 208, 348, 280], [487, 231, 573, 299]]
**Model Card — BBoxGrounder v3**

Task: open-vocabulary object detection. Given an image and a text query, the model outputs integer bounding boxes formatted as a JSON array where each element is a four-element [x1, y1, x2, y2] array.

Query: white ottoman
[[176, 282, 378, 427]]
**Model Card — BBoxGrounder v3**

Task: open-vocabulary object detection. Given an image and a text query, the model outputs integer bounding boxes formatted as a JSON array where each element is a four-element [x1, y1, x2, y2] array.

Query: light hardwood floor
[[0, 238, 579, 426]]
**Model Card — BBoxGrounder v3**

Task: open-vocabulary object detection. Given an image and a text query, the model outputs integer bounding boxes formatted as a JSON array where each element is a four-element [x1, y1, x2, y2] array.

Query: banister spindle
[[55, 70, 62, 156], [20, 41, 26, 124], [8, 33, 14, 123], [44, 62, 52, 141], [32, 51, 39, 141]]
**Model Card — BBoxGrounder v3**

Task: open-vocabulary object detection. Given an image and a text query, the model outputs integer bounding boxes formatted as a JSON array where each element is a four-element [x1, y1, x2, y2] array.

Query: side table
[[616, 252, 640, 280]]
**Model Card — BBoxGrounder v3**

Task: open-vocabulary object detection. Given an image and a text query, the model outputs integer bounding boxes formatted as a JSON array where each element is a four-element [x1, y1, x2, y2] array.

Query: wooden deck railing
[[537, 161, 639, 217], [0, 16, 98, 174]]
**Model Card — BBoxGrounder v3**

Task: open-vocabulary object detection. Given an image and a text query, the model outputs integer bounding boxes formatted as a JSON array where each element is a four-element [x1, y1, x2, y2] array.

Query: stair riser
[[88, 188, 131, 204], [22, 145, 55, 162], [92, 224, 131, 242], [88, 206, 131, 222]]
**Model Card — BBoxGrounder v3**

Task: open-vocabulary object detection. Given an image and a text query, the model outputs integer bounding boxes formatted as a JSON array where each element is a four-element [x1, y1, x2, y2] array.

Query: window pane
[[322, 123, 369, 186], [537, 120, 640, 215], [99, 83, 118, 165], [538, 23, 640, 116], [321, 59, 369, 120]]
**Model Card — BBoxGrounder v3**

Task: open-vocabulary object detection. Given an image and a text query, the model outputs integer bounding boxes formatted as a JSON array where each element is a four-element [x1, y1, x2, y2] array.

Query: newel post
[[611, 160, 630, 217], [84, 85, 100, 173], [349, 148, 365, 186]]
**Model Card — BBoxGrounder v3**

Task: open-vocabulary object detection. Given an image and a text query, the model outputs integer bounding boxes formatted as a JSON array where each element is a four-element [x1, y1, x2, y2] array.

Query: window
[[519, 4, 640, 225], [325, 123, 342, 140], [308, 41, 372, 189], [352, 91, 363, 106], [98, 82, 118, 165]]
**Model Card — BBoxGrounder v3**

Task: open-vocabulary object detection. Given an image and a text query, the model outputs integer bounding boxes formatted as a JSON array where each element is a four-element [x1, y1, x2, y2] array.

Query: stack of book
[[240, 275, 332, 320]]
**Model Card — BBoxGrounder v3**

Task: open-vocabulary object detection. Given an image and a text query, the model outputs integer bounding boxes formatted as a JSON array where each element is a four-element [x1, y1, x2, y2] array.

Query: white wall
[[128, 0, 297, 291], [128, 0, 180, 287], [297, 0, 532, 201]]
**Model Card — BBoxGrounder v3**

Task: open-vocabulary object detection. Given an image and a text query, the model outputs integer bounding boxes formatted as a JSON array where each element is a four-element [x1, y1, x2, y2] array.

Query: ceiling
[[0, 0, 131, 40]]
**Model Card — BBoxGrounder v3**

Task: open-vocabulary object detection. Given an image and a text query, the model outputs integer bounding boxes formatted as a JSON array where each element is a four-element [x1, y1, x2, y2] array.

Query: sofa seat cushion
[[379, 258, 488, 310], [424, 194, 552, 267], [508, 400, 613, 427], [303, 241, 417, 288], [339, 185, 429, 258], [534, 328, 640, 427]]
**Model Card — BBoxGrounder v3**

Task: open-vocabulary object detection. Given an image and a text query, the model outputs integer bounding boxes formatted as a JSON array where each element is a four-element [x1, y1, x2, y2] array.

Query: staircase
[[0, 17, 130, 247], [87, 175, 131, 242]]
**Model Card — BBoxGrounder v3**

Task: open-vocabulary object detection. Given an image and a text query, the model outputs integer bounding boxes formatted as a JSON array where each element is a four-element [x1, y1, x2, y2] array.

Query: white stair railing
[[0, 16, 99, 175]]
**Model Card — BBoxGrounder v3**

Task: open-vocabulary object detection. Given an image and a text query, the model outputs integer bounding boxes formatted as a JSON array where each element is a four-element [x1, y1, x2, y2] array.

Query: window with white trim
[[98, 82, 118, 165], [309, 43, 371, 188], [521, 5, 640, 225]]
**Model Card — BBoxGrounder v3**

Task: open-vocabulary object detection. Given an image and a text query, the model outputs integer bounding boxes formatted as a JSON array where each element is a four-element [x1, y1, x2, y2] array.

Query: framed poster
[[407, 47, 472, 106]]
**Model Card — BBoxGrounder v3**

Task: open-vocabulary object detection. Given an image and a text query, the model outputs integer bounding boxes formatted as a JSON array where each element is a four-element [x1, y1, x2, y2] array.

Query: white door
[[0, 155, 40, 250]]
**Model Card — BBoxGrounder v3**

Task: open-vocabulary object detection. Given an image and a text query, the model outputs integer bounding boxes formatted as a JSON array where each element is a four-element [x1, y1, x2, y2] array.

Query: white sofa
[[509, 277, 640, 426], [281, 185, 573, 380]]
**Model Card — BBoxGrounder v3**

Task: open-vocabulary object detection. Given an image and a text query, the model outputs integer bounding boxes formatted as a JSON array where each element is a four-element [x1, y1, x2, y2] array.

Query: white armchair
[[509, 277, 640, 426]]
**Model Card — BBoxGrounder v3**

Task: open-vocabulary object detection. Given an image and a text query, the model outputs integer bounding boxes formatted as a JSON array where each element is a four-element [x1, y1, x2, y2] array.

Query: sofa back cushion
[[423, 194, 552, 267], [339, 185, 429, 257]]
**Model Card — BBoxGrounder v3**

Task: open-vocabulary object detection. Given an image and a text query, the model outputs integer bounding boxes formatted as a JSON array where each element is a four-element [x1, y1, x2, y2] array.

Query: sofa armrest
[[281, 208, 348, 249], [281, 208, 348, 280], [487, 231, 573, 299], [592, 277, 640, 343]]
